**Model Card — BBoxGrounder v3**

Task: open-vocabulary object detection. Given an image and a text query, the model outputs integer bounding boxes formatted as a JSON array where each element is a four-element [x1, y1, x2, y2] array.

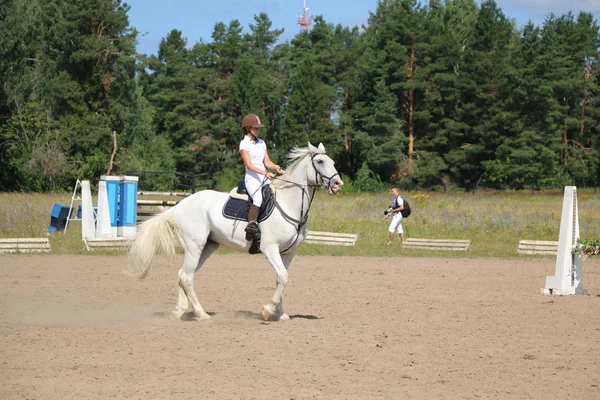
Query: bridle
[[273, 153, 340, 189], [270, 152, 340, 253], [309, 153, 341, 192]]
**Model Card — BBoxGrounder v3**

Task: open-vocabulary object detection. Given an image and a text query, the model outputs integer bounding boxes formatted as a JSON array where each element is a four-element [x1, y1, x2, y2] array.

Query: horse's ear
[[317, 143, 325, 152], [307, 142, 317, 152]]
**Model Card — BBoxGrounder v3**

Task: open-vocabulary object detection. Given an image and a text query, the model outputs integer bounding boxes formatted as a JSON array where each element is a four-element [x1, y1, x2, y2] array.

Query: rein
[[271, 185, 315, 254], [272, 184, 316, 227], [270, 153, 334, 253]]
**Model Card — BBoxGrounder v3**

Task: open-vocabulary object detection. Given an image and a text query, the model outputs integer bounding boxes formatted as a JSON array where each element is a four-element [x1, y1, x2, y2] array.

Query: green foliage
[[338, 174, 357, 194], [409, 152, 448, 189], [573, 239, 600, 258], [280, 54, 338, 151], [353, 162, 387, 193], [215, 164, 245, 192], [2, 1, 600, 192], [0, 0, 139, 191]]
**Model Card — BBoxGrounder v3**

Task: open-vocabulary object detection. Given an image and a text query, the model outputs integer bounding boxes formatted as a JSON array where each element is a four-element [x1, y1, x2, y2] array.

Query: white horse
[[126, 142, 344, 321]]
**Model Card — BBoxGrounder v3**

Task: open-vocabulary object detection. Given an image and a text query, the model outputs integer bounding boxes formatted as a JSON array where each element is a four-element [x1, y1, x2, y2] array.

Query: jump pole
[[100, 175, 121, 237], [541, 186, 587, 295], [81, 180, 96, 239], [95, 180, 113, 238], [118, 176, 138, 237], [137, 200, 180, 206]]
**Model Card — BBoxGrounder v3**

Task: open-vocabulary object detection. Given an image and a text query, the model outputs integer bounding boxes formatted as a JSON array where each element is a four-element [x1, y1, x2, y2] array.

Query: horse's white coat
[[127, 143, 343, 321]]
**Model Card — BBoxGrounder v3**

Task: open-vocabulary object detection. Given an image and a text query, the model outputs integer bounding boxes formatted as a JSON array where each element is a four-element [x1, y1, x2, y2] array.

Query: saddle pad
[[222, 197, 275, 223]]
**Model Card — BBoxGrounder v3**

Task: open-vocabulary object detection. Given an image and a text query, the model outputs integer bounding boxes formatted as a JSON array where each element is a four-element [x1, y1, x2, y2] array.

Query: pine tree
[[0, 0, 139, 190], [353, 0, 428, 182], [445, 0, 514, 189], [416, 0, 479, 188], [353, 78, 405, 179]]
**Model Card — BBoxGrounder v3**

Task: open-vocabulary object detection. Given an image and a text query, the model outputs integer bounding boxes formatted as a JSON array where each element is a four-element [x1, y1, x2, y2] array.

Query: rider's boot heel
[[245, 205, 260, 241]]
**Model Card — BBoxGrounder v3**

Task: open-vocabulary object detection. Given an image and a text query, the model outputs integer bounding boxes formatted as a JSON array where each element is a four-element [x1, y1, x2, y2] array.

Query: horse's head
[[307, 142, 344, 194]]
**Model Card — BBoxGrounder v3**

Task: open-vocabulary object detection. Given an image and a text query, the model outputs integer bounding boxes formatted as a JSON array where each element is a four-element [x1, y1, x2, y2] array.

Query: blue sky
[[124, 0, 600, 55]]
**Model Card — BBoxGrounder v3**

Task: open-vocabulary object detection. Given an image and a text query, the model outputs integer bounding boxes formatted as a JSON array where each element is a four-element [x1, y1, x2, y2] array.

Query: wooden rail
[[137, 191, 190, 197], [403, 238, 471, 251], [518, 240, 558, 256], [304, 231, 359, 247], [84, 237, 131, 251], [0, 238, 51, 254]]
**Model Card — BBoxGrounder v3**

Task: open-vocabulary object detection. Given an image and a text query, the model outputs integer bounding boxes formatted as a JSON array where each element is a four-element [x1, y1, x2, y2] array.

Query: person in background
[[239, 114, 285, 241], [383, 187, 407, 245]]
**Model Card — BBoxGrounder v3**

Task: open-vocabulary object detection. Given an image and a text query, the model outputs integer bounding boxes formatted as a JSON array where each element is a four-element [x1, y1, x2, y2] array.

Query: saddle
[[222, 183, 275, 255], [222, 182, 275, 224]]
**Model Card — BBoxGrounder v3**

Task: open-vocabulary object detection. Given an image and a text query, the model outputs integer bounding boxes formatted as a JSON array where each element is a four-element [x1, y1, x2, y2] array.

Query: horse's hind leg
[[172, 277, 189, 320], [172, 240, 219, 320]]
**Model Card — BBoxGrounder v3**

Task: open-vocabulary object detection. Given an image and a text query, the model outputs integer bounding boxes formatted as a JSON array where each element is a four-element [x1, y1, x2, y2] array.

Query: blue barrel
[[76, 204, 98, 219], [118, 176, 138, 236], [101, 175, 120, 229], [48, 203, 70, 233]]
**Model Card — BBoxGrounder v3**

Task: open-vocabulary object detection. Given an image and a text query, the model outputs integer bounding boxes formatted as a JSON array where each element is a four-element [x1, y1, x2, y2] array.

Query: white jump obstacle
[[304, 231, 359, 247], [96, 179, 113, 238], [80, 176, 139, 250], [403, 238, 471, 251], [84, 237, 130, 251], [542, 186, 587, 296], [0, 238, 51, 254], [81, 180, 96, 239], [518, 240, 558, 256]]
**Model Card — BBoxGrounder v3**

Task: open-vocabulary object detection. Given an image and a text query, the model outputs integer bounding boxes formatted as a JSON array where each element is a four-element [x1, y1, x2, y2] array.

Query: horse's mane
[[271, 145, 326, 189]]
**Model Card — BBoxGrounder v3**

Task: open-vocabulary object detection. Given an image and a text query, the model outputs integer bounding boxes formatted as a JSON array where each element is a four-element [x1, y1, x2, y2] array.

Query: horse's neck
[[276, 158, 315, 221]]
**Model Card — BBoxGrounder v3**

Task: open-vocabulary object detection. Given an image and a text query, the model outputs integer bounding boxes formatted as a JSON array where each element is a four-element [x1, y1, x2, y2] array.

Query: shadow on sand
[[152, 310, 320, 321]]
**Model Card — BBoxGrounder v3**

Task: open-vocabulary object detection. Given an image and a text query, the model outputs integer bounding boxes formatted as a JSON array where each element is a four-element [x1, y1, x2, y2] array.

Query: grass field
[[1, 189, 599, 258]]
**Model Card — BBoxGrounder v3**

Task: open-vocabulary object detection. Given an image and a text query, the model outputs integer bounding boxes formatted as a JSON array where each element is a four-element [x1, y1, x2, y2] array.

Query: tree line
[[1, 0, 599, 192]]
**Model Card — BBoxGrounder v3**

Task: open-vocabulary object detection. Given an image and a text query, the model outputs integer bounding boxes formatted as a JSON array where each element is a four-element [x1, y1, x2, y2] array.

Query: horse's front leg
[[261, 248, 295, 321], [275, 295, 289, 321]]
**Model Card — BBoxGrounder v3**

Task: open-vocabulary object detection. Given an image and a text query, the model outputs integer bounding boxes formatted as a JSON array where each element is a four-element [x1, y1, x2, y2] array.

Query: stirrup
[[245, 221, 258, 241]]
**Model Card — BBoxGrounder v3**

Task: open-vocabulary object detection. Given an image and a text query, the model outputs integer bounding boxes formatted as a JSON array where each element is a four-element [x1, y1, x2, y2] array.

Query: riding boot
[[245, 205, 260, 241]]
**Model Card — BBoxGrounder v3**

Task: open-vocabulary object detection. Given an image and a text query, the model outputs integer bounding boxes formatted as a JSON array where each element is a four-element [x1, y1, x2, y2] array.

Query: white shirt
[[239, 136, 267, 179], [392, 196, 404, 215]]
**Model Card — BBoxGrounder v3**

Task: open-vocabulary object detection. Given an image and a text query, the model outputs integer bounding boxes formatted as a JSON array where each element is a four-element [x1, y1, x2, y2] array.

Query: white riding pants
[[388, 213, 404, 234], [244, 173, 270, 207]]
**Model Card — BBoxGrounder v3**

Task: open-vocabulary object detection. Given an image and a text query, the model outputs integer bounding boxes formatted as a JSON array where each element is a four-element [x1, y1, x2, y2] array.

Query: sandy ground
[[1, 254, 599, 400]]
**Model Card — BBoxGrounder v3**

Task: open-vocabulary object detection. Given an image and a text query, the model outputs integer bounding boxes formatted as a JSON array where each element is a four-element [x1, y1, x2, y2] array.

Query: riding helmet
[[241, 114, 264, 129]]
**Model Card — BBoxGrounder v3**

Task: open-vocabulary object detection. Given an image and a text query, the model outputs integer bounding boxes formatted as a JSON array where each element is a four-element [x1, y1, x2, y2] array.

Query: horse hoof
[[170, 311, 184, 320], [261, 308, 271, 321], [278, 313, 290, 321]]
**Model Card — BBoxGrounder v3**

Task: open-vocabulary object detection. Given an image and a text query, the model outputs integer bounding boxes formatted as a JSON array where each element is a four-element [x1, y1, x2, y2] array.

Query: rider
[[239, 114, 285, 240]]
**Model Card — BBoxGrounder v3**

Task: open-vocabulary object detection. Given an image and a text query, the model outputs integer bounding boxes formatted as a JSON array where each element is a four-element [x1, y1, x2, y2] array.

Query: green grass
[[1, 189, 599, 258], [296, 189, 600, 258], [0, 193, 89, 254]]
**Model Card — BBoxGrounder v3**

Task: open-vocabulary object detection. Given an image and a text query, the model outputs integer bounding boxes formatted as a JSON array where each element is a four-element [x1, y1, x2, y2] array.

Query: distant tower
[[297, 0, 312, 32]]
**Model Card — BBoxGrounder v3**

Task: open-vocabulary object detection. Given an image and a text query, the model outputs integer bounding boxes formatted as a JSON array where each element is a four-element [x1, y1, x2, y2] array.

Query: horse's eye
[[317, 160, 323, 164]]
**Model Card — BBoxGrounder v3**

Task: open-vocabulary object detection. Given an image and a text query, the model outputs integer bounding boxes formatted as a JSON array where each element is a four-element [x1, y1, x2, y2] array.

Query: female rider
[[239, 114, 285, 240]]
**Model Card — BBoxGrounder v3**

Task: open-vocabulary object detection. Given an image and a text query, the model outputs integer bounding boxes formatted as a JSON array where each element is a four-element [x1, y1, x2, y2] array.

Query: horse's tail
[[125, 207, 179, 279]]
